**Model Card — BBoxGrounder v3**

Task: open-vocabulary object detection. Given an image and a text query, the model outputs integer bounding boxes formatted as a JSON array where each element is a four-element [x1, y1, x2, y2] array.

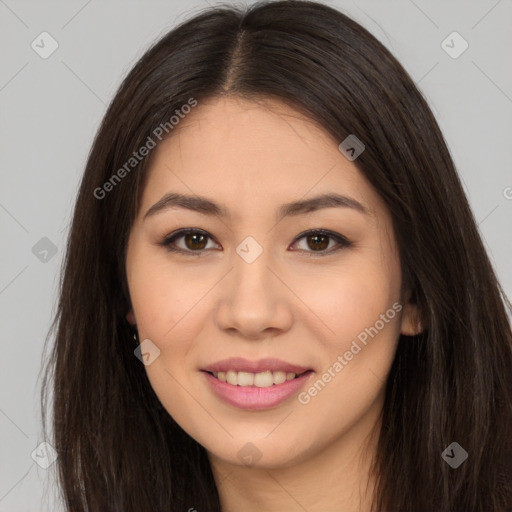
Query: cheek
[[128, 256, 209, 424], [311, 262, 401, 403], [290, 252, 402, 347], [129, 254, 207, 340]]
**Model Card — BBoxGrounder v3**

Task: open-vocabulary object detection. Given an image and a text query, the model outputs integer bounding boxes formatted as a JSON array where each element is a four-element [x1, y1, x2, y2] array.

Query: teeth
[[226, 370, 238, 386], [212, 370, 300, 387], [238, 371, 254, 386], [273, 371, 286, 384], [254, 371, 273, 387]]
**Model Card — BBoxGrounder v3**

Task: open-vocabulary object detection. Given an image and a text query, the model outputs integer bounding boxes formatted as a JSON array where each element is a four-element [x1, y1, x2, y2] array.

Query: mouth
[[200, 357, 315, 410], [200, 357, 313, 388], [202, 369, 313, 387]]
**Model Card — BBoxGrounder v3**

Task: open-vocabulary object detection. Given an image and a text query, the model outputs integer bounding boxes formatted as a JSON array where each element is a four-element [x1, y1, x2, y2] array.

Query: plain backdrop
[[0, 0, 511, 509]]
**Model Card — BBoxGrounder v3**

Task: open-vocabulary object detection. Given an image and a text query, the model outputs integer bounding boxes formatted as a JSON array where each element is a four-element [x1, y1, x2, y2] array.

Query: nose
[[214, 246, 294, 340]]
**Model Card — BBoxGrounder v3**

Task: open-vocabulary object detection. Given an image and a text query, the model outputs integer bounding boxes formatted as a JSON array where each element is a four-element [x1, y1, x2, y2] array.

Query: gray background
[[1, 0, 511, 509]]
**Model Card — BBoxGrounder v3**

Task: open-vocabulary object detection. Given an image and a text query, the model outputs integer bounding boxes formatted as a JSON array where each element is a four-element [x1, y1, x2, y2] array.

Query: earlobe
[[126, 309, 136, 326], [399, 291, 423, 336]]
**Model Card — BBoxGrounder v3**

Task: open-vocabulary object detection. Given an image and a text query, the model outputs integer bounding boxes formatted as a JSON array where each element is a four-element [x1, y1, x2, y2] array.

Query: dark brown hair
[[40, 1, 512, 510]]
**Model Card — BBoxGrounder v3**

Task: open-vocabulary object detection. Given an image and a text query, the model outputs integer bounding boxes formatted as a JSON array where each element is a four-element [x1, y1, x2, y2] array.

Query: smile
[[200, 357, 314, 409], [207, 369, 307, 387]]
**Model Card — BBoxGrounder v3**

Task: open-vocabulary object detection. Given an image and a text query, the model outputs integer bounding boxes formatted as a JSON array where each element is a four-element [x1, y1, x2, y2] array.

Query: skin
[[125, 96, 422, 512]]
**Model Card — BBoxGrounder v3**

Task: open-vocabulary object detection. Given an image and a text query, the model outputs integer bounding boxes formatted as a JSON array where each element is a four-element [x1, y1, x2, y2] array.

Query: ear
[[400, 289, 423, 336], [126, 309, 136, 326]]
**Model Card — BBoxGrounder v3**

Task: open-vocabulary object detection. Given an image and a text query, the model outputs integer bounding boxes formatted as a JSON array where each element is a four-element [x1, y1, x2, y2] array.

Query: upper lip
[[202, 357, 312, 374]]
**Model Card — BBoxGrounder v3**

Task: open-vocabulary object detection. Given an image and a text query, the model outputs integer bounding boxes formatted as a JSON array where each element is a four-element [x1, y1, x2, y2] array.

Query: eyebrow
[[143, 192, 371, 222]]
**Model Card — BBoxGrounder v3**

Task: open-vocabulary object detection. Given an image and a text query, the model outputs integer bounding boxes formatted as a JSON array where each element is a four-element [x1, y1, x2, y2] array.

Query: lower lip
[[201, 370, 314, 410]]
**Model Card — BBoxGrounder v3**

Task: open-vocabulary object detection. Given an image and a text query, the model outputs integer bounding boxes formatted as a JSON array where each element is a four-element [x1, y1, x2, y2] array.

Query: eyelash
[[158, 228, 353, 257]]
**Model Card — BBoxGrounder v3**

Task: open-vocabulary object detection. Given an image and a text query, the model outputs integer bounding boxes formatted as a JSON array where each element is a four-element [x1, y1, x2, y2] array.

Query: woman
[[40, 1, 512, 510]]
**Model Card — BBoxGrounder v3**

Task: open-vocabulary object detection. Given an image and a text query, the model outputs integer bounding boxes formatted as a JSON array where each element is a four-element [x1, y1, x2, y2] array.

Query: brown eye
[[160, 229, 218, 255], [160, 228, 352, 257], [305, 233, 330, 251], [183, 232, 208, 250], [291, 229, 352, 255]]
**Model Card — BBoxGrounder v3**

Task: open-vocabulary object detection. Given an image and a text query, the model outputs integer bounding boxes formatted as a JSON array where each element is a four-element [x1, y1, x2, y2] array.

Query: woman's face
[[125, 96, 420, 469]]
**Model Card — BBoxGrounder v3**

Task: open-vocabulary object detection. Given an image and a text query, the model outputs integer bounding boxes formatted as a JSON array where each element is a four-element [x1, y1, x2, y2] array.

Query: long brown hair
[[40, 1, 512, 510]]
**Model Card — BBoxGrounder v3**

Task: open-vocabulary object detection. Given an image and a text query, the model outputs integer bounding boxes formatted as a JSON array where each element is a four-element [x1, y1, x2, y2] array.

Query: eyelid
[[159, 228, 352, 256], [160, 228, 218, 256], [290, 229, 352, 255]]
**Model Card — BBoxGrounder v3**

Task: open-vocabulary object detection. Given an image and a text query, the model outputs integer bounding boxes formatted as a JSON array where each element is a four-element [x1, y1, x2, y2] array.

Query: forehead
[[140, 96, 385, 223]]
